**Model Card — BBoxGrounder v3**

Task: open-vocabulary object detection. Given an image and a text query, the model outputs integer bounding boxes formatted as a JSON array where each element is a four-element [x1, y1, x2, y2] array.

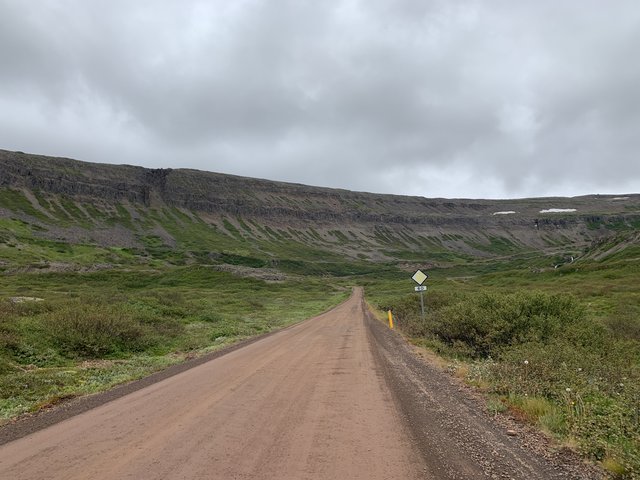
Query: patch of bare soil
[[4, 262, 114, 274], [9, 296, 44, 303], [209, 263, 290, 282]]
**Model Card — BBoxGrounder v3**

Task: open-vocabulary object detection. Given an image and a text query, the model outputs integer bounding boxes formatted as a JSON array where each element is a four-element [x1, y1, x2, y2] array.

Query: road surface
[[0, 288, 598, 479]]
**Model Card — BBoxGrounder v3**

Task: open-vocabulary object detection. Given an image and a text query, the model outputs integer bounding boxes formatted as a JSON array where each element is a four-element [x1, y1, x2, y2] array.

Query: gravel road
[[0, 288, 601, 479]]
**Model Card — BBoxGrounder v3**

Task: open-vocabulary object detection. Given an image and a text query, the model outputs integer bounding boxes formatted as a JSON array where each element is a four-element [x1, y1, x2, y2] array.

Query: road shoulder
[[363, 299, 603, 480]]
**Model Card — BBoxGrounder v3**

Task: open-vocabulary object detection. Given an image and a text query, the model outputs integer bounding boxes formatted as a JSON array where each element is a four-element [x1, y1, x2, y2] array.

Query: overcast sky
[[1, 1, 639, 199]]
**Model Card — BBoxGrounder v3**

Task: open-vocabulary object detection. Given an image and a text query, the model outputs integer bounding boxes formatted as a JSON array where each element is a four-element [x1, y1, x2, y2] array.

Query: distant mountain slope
[[1, 149, 639, 273]]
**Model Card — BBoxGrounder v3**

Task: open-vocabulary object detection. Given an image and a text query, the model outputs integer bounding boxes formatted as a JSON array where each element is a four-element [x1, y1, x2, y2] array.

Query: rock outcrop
[[1, 148, 639, 262]]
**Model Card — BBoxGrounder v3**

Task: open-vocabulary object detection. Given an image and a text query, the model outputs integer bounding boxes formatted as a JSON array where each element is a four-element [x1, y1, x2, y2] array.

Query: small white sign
[[415, 285, 427, 292], [412, 270, 428, 285]]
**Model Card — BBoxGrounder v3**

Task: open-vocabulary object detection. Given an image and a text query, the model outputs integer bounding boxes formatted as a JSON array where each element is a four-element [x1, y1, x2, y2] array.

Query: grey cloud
[[1, 0, 639, 198]]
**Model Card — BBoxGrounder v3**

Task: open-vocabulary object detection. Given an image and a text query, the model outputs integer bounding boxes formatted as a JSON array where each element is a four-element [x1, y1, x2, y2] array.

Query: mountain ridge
[[1, 148, 639, 272]]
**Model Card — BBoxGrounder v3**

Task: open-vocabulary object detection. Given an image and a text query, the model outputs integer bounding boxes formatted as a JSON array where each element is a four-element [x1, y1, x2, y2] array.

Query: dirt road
[[0, 288, 599, 479]]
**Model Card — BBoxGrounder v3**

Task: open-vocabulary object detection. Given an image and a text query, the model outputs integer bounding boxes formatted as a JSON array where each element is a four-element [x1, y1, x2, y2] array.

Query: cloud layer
[[1, 0, 639, 198]]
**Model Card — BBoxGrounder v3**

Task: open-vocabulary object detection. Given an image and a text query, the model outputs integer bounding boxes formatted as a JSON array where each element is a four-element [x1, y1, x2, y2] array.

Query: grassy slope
[[0, 187, 410, 273]]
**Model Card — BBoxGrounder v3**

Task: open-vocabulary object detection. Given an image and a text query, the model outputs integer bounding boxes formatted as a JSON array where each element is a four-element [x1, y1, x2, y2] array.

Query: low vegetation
[[0, 267, 349, 419], [369, 253, 640, 478]]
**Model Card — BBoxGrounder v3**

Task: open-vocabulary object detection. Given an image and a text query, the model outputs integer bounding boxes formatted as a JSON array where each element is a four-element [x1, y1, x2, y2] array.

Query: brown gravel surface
[[0, 288, 602, 479]]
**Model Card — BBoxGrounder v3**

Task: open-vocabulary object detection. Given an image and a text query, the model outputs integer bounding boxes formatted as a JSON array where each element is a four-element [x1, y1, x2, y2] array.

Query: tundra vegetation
[[1, 153, 639, 477], [0, 267, 349, 419], [367, 245, 639, 478]]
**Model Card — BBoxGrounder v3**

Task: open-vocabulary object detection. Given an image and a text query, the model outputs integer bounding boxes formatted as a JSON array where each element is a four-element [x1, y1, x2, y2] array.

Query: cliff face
[[1, 152, 151, 204], [1, 148, 639, 267], [3, 149, 639, 222]]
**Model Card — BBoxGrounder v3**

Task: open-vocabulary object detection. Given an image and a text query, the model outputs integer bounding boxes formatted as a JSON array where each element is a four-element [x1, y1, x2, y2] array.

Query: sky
[[1, 1, 639, 199]]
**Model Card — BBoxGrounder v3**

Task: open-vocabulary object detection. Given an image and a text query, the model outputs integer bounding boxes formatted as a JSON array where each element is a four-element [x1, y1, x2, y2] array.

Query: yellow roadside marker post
[[388, 310, 394, 329]]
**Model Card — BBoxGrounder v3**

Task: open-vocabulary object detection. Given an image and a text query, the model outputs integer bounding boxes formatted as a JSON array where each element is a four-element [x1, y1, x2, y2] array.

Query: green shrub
[[430, 292, 586, 358], [44, 304, 150, 358], [605, 312, 640, 342], [219, 253, 267, 268], [0, 356, 14, 375], [0, 302, 19, 368]]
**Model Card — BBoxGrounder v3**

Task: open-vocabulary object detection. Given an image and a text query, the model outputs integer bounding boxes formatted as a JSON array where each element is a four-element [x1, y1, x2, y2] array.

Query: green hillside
[[1, 150, 639, 476]]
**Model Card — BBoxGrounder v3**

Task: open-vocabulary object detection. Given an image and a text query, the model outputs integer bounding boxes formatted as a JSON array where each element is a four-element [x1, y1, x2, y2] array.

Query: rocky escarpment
[[1, 148, 639, 264], [1, 151, 151, 204], [3, 149, 639, 224]]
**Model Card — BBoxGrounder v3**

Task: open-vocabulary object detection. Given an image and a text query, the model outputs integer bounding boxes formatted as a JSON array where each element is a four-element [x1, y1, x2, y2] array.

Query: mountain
[[1, 149, 639, 274]]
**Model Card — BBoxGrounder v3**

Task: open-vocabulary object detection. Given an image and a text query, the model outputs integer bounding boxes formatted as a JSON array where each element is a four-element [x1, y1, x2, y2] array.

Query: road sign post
[[412, 270, 428, 319]]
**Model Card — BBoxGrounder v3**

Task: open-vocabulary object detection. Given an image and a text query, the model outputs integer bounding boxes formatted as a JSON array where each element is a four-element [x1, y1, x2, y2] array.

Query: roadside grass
[[366, 256, 640, 478], [0, 267, 349, 420]]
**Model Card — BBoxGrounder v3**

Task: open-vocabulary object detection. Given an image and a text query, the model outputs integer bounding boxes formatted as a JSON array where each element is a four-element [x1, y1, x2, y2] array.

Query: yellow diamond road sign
[[412, 270, 428, 285]]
